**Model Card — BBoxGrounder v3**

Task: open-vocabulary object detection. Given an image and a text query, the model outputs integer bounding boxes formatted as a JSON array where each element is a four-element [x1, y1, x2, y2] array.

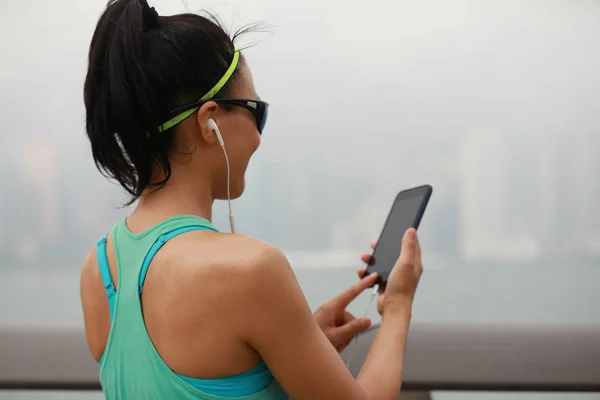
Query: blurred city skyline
[[0, 128, 598, 270]]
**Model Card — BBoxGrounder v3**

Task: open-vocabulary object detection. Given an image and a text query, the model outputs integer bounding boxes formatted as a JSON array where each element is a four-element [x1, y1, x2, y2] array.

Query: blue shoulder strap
[[96, 234, 116, 318], [138, 224, 218, 294]]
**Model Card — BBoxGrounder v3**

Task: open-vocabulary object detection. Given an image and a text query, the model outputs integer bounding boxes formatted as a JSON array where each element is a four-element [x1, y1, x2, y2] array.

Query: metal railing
[[2, 323, 600, 394]]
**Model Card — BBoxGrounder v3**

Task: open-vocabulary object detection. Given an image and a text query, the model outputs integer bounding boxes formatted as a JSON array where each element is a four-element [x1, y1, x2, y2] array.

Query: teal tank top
[[96, 215, 288, 400]]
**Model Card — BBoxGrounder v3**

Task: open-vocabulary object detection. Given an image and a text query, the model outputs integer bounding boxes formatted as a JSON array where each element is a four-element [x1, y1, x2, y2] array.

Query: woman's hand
[[358, 229, 423, 316], [314, 272, 379, 352]]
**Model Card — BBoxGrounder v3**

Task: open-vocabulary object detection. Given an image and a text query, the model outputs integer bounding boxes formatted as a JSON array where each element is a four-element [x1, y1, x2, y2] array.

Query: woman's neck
[[128, 177, 214, 233]]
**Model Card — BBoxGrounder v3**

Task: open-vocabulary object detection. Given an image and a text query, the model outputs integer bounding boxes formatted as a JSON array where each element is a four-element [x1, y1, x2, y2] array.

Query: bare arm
[[357, 307, 411, 397], [237, 230, 421, 400]]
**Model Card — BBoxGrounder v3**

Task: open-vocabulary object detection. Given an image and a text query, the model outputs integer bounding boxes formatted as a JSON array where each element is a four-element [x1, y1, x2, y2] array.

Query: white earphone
[[208, 118, 236, 234], [208, 118, 224, 147]]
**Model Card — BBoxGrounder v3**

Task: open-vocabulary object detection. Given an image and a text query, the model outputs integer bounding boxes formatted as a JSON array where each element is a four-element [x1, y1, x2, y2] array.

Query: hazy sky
[[0, 0, 599, 244], [2, 0, 599, 148]]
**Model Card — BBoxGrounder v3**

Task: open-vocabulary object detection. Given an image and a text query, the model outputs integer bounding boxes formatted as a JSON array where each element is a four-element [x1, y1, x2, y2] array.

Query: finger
[[332, 273, 378, 308], [358, 268, 383, 291], [358, 269, 383, 292], [336, 310, 356, 326], [337, 333, 355, 352], [361, 253, 372, 264], [370, 240, 377, 250], [336, 315, 359, 351], [399, 228, 417, 263], [336, 312, 358, 352], [342, 311, 355, 324], [330, 317, 372, 346]]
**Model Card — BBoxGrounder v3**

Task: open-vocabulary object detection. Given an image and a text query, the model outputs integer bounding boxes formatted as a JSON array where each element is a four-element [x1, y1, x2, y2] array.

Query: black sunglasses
[[167, 98, 269, 134]]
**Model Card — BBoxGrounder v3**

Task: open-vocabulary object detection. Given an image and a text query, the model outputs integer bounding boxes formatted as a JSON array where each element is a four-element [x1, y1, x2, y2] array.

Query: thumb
[[331, 317, 371, 345]]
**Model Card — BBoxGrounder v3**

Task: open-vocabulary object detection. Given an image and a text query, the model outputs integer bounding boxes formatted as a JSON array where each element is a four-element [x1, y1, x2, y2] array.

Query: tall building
[[0, 154, 12, 260], [534, 133, 562, 256], [557, 132, 600, 255], [533, 131, 600, 257], [22, 137, 60, 243], [0, 136, 62, 266], [459, 133, 540, 263]]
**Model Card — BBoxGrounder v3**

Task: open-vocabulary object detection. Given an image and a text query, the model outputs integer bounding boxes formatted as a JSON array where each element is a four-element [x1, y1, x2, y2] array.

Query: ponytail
[[84, 0, 245, 204]]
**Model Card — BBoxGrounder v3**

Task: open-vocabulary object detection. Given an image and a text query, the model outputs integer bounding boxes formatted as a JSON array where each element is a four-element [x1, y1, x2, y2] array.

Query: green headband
[[158, 49, 240, 132]]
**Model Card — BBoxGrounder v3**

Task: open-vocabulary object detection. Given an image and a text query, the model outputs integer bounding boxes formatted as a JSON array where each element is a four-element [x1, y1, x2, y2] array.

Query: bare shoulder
[[80, 246, 96, 277], [148, 231, 298, 341], [80, 245, 103, 295], [224, 235, 294, 293], [216, 234, 289, 272], [171, 232, 293, 292]]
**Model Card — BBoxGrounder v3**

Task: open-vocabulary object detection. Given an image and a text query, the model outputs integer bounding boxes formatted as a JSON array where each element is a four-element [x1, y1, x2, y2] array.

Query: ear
[[196, 101, 219, 145]]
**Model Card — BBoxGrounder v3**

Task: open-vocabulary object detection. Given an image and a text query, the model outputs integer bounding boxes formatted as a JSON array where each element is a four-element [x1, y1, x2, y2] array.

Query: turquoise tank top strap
[[96, 234, 116, 317], [138, 218, 219, 294]]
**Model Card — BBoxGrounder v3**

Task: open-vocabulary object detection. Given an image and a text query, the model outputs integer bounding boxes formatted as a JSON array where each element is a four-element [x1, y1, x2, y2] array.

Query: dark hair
[[84, 0, 248, 205]]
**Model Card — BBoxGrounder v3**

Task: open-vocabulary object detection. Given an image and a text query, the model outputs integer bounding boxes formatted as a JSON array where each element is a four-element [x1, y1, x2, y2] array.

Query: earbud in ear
[[207, 118, 218, 132], [208, 118, 224, 147]]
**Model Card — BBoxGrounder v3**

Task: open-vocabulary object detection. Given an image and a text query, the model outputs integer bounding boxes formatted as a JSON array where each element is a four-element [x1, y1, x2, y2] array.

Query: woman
[[80, 0, 423, 399]]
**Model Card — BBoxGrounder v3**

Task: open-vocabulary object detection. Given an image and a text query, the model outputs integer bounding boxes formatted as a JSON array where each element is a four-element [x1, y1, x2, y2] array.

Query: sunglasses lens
[[258, 103, 268, 133]]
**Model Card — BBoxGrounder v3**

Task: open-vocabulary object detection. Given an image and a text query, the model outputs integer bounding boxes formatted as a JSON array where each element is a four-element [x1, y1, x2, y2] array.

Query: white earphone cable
[[210, 118, 236, 234], [219, 144, 235, 234]]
